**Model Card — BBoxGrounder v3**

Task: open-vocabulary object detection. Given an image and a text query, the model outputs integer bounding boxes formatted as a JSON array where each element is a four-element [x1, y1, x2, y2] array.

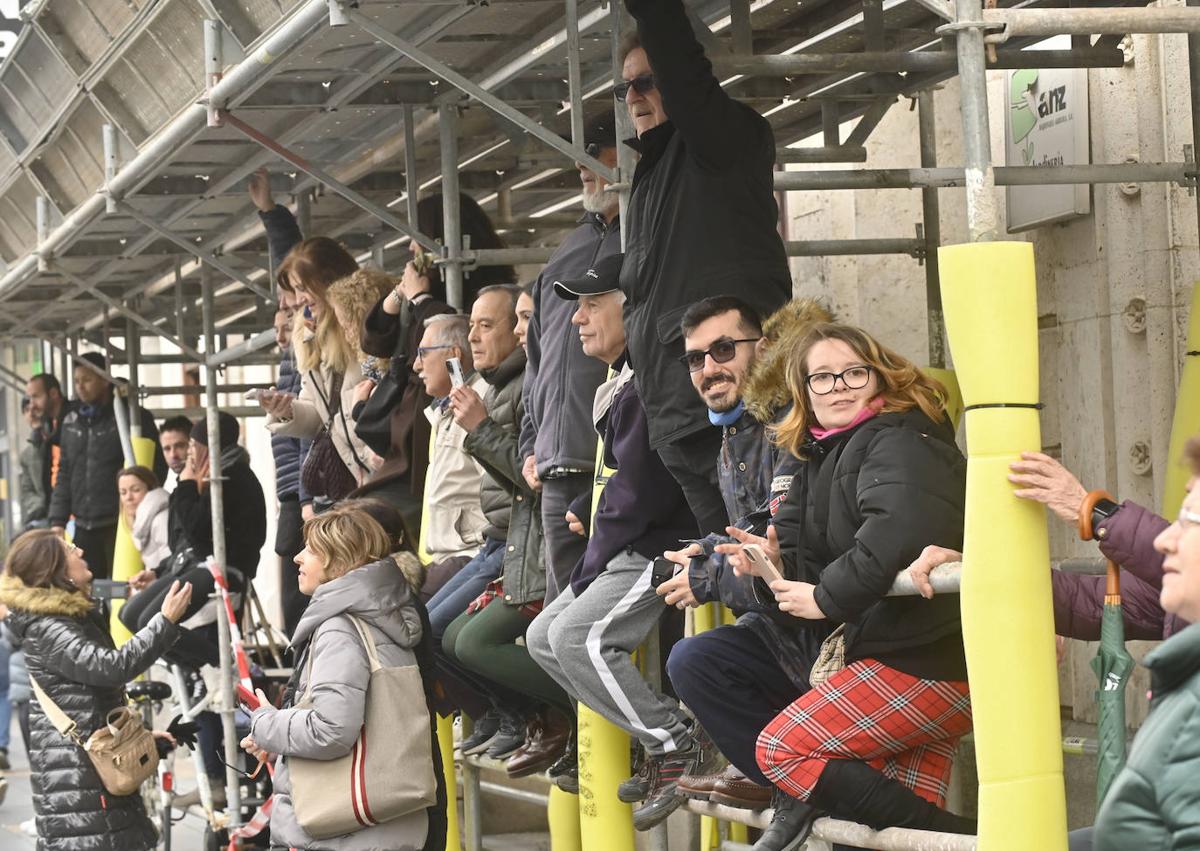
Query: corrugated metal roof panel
[[90, 0, 207, 145], [0, 27, 78, 153], [39, 0, 153, 75], [29, 97, 112, 210], [0, 172, 42, 261]]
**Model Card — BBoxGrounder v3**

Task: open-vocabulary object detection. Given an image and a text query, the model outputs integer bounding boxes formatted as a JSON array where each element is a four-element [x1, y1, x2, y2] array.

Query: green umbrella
[[1089, 560, 1135, 805]]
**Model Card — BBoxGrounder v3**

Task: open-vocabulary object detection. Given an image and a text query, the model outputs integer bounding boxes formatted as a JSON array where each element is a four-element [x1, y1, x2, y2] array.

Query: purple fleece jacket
[[1052, 500, 1186, 640]]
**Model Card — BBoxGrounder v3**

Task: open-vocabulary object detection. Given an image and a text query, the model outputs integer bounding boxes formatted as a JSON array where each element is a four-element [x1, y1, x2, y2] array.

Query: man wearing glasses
[[615, 0, 792, 539], [413, 314, 489, 597]]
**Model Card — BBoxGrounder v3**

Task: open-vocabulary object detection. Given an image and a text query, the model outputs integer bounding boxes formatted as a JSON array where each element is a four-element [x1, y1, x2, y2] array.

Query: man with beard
[[520, 114, 622, 603], [654, 296, 837, 848]]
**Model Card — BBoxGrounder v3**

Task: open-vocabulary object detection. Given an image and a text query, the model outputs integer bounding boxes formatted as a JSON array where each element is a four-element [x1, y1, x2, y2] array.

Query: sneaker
[[484, 711, 526, 760], [173, 778, 226, 810], [751, 789, 821, 851], [617, 749, 652, 803], [546, 728, 578, 781], [632, 729, 721, 832], [461, 709, 502, 756], [554, 765, 579, 795]]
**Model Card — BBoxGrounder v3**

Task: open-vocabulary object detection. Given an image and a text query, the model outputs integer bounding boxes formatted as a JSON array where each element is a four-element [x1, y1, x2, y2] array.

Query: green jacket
[[1095, 621, 1200, 850], [463, 346, 545, 606]]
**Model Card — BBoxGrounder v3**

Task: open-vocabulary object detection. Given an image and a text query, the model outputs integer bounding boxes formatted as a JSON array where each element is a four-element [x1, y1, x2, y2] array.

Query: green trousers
[[444, 601, 574, 716]]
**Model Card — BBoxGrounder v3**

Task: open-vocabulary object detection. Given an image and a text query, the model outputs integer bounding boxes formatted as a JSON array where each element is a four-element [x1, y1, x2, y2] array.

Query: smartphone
[[650, 557, 678, 587], [236, 683, 261, 711], [243, 388, 271, 402], [742, 543, 783, 585], [447, 356, 466, 388]]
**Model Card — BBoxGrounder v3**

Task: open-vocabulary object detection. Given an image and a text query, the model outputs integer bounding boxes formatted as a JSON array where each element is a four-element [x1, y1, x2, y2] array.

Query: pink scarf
[[808, 396, 885, 441]]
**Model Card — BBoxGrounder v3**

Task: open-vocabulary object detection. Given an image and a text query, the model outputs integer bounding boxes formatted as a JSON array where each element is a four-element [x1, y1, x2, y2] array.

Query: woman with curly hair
[[718, 323, 974, 850]]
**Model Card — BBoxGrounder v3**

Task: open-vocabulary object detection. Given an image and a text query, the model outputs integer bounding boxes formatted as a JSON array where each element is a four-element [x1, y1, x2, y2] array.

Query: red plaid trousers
[[755, 659, 972, 807]]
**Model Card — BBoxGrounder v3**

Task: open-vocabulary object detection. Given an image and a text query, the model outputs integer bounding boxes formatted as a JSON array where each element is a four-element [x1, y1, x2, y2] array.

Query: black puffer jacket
[[0, 572, 179, 851], [773, 408, 968, 681], [48, 398, 166, 530]]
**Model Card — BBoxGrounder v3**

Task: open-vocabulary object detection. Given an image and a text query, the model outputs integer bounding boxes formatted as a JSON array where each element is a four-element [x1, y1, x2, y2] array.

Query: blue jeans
[[0, 639, 11, 750], [426, 537, 506, 646]]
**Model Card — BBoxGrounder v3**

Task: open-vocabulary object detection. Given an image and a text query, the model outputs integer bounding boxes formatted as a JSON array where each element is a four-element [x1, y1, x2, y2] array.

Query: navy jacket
[[571, 366, 697, 594]]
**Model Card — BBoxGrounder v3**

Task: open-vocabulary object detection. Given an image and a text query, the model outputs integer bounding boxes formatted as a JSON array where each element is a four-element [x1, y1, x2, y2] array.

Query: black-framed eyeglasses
[[416, 344, 453, 359], [806, 366, 874, 395], [613, 74, 656, 101], [216, 751, 265, 780], [678, 337, 760, 373]]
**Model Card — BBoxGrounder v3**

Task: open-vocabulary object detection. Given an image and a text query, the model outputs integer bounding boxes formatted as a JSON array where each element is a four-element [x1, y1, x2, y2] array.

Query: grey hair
[[425, 313, 470, 354]]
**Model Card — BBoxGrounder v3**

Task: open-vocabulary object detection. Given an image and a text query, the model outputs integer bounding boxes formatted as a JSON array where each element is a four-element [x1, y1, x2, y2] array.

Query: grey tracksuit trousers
[[526, 549, 693, 757]]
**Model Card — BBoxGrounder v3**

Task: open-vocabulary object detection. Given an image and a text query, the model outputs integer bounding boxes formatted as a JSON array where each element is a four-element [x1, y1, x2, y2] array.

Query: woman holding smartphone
[[717, 323, 972, 851]]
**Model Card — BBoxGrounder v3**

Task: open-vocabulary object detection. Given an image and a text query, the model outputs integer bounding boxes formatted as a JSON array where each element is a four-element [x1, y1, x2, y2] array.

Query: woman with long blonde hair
[[260, 243, 379, 504], [716, 323, 973, 849]]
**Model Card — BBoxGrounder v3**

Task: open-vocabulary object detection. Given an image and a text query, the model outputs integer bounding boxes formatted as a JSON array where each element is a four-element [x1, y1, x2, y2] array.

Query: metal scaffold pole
[[439, 103, 464, 310], [200, 261, 242, 829], [953, 0, 998, 242], [918, 89, 946, 368]]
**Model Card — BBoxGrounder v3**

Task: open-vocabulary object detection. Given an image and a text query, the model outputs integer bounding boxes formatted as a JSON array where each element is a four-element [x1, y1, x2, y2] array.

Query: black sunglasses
[[613, 74, 656, 101], [679, 337, 761, 373]]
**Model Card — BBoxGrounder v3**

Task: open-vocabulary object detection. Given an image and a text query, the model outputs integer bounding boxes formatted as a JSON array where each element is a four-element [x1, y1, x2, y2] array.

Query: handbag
[[300, 371, 360, 501], [30, 675, 158, 796], [289, 615, 437, 839], [808, 624, 847, 687], [353, 358, 409, 458]]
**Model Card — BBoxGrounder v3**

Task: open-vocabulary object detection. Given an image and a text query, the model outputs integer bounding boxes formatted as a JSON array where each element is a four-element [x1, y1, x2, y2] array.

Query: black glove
[[166, 714, 200, 750]]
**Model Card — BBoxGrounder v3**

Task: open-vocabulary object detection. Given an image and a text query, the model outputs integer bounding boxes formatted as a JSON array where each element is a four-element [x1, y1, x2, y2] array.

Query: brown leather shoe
[[676, 761, 736, 801], [710, 766, 772, 810], [506, 710, 570, 778]]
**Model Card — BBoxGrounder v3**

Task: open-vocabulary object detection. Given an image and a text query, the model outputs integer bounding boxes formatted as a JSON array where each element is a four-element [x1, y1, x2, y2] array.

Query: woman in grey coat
[[0, 528, 191, 851], [243, 503, 444, 851]]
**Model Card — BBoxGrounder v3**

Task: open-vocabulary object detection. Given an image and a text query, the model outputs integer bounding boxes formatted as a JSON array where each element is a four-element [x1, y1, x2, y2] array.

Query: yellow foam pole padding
[[1162, 282, 1200, 518], [109, 436, 157, 643], [548, 786, 582, 851], [925, 368, 964, 430], [437, 713, 462, 850], [576, 424, 636, 850], [700, 815, 719, 849], [939, 241, 1066, 851], [578, 704, 634, 851]]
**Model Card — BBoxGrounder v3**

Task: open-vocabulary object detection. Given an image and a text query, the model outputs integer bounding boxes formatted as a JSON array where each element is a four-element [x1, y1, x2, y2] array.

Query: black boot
[[809, 760, 975, 835], [751, 788, 821, 851]]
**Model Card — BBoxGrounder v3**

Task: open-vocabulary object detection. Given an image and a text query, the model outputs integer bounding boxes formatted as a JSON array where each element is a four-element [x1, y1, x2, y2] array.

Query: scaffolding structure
[[0, 0, 1197, 846]]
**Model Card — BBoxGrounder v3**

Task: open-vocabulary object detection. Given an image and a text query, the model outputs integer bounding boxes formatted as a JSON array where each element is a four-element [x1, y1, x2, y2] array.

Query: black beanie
[[191, 411, 240, 452]]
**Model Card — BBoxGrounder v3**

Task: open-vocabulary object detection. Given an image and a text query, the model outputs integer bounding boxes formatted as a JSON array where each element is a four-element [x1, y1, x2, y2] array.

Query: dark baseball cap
[[554, 253, 624, 300]]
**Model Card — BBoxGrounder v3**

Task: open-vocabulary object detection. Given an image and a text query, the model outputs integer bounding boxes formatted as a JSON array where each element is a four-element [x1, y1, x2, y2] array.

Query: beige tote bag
[[30, 675, 159, 797], [289, 615, 437, 840]]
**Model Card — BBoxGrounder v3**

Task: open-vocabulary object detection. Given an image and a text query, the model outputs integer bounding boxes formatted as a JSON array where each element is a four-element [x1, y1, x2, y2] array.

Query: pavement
[[0, 711, 218, 850]]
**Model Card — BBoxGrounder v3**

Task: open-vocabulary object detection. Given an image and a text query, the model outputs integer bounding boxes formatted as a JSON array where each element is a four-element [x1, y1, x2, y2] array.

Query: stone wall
[[784, 23, 1199, 728]]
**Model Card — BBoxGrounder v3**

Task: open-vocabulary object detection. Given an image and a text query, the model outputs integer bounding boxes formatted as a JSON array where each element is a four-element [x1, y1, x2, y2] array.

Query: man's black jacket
[[620, 0, 792, 450]]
